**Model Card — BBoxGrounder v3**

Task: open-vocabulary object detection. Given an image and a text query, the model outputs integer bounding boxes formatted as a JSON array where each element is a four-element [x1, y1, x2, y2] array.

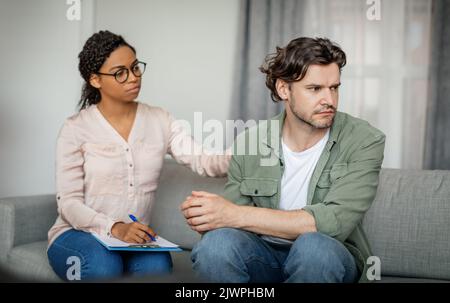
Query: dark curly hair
[[260, 37, 346, 102], [78, 30, 136, 110]]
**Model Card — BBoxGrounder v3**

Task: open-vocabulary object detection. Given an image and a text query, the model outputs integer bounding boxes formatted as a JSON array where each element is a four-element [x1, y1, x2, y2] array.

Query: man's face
[[280, 63, 341, 129]]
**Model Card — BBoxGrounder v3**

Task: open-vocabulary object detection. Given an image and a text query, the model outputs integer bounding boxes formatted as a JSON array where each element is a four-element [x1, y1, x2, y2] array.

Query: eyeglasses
[[96, 61, 147, 84]]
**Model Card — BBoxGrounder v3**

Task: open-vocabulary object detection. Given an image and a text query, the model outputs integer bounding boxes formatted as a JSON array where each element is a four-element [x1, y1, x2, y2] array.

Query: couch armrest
[[0, 194, 57, 261]]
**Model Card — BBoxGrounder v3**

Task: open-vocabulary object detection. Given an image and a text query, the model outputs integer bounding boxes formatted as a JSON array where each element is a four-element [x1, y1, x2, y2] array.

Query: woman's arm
[[56, 120, 118, 237], [166, 113, 231, 177]]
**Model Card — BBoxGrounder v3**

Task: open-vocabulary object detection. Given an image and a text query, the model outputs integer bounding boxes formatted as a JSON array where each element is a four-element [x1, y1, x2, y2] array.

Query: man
[[181, 37, 385, 283]]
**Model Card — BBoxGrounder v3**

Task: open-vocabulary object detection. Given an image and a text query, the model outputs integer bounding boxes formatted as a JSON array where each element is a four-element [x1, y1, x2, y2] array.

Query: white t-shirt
[[260, 130, 330, 246], [279, 130, 330, 211]]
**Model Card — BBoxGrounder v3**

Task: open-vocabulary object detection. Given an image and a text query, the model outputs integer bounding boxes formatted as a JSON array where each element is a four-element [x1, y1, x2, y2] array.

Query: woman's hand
[[111, 222, 157, 244]]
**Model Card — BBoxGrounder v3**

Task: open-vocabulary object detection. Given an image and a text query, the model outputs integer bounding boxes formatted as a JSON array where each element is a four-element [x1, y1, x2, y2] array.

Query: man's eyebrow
[[305, 83, 323, 87], [305, 82, 341, 87], [108, 59, 138, 72]]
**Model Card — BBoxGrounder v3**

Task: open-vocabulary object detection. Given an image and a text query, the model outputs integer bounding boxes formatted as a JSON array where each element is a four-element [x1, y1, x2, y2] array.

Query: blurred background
[[0, 0, 449, 198]]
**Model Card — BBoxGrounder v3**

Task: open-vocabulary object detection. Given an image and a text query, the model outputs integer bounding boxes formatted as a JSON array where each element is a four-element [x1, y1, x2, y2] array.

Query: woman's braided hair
[[78, 30, 136, 110]]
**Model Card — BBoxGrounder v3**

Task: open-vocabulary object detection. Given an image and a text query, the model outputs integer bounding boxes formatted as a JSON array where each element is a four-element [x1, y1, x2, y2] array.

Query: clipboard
[[92, 233, 183, 252]]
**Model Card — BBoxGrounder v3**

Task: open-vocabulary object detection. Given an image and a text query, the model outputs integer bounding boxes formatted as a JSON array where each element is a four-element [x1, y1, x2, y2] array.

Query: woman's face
[[91, 45, 142, 103]]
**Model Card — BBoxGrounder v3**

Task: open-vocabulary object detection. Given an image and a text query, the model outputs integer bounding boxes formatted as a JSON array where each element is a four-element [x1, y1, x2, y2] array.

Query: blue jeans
[[47, 229, 172, 281], [191, 228, 359, 283]]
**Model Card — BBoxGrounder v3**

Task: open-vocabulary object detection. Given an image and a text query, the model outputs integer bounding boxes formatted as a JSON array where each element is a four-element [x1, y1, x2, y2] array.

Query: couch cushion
[[376, 276, 450, 283], [7, 241, 61, 282], [151, 159, 227, 249], [363, 169, 450, 280], [6, 241, 196, 283]]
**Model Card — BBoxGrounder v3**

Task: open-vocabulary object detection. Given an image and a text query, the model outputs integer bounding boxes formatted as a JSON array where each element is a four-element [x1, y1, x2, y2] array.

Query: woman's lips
[[126, 86, 140, 94]]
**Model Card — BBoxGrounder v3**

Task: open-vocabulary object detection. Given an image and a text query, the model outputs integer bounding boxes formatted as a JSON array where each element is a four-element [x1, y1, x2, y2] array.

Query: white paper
[[92, 233, 179, 248]]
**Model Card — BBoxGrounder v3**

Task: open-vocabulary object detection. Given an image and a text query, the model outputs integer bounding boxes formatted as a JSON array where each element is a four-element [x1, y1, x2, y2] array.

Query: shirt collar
[[262, 110, 344, 157]]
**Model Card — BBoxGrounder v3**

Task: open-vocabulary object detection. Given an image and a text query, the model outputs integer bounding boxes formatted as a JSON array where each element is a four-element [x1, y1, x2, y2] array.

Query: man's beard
[[288, 98, 336, 129]]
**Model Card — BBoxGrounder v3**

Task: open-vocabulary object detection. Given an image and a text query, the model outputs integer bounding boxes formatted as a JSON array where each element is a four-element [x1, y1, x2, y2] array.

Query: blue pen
[[128, 214, 156, 242]]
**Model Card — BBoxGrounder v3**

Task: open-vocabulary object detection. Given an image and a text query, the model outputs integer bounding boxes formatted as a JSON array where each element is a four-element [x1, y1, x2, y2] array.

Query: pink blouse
[[48, 102, 230, 246]]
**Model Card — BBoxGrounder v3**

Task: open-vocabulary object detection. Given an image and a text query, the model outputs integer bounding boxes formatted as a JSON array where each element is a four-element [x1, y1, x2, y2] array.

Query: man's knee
[[291, 232, 345, 263], [192, 228, 245, 261], [285, 232, 354, 282], [191, 228, 258, 282]]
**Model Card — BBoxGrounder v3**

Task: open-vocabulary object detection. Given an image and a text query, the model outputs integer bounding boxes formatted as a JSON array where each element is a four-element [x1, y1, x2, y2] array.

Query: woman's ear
[[89, 74, 101, 89], [275, 79, 290, 101]]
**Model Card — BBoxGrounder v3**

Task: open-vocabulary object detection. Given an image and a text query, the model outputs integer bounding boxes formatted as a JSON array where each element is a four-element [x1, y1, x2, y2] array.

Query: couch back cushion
[[151, 159, 227, 250], [1, 195, 58, 249], [363, 168, 450, 280]]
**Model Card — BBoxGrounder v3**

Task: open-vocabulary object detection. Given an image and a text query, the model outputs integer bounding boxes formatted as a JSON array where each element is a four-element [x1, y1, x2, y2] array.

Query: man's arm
[[181, 153, 317, 239], [181, 192, 317, 239]]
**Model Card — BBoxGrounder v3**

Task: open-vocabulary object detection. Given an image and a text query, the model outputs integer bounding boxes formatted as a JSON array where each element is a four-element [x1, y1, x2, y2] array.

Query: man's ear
[[275, 79, 290, 101], [89, 74, 101, 89]]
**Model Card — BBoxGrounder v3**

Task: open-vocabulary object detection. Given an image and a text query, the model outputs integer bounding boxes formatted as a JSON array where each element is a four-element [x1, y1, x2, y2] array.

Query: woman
[[47, 30, 230, 281]]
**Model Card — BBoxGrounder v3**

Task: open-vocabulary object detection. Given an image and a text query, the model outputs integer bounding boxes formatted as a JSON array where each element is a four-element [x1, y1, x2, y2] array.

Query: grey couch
[[1, 159, 450, 282]]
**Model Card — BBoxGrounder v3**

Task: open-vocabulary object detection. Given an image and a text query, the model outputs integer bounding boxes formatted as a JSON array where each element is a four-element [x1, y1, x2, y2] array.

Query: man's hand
[[181, 191, 317, 239], [180, 191, 240, 233], [111, 222, 157, 244]]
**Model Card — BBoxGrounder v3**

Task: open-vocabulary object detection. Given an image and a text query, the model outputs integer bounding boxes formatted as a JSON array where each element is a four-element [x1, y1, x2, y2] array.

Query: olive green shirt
[[223, 111, 385, 283]]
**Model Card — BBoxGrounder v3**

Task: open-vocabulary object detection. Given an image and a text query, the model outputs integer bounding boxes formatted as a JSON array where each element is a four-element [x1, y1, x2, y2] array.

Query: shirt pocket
[[81, 142, 125, 196], [314, 164, 349, 203], [82, 142, 125, 173], [330, 163, 348, 183], [134, 142, 165, 194], [314, 170, 331, 204], [317, 170, 331, 189], [316, 163, 349, 189], [239, 178, 278, 207]]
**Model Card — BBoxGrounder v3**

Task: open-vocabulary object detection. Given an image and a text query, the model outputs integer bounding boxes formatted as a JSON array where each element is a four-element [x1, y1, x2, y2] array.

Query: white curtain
[[299, 0, 432, 169]]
